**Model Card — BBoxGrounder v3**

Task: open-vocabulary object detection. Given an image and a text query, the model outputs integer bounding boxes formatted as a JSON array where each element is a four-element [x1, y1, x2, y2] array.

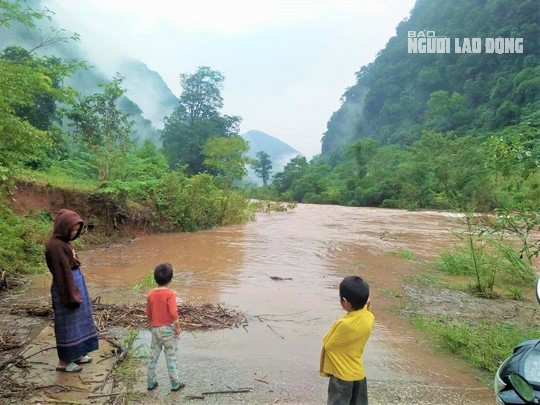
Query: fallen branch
[[201, 388, 252, 395], [87, 392, 125, 399], [267, 324, 285, 340]]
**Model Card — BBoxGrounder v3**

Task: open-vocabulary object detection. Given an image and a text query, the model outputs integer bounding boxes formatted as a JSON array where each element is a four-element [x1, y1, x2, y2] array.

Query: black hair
[[154, 263, 173, 286], [339, 276, 369, 310]]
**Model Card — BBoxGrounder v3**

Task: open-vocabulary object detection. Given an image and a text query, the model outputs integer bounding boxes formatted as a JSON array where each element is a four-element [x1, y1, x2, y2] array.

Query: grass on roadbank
[[401, 270, 539, 379]]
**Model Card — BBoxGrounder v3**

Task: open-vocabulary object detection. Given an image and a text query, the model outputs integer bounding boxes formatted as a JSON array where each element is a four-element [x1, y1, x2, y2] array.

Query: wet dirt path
[[31, 204, 494, 404]]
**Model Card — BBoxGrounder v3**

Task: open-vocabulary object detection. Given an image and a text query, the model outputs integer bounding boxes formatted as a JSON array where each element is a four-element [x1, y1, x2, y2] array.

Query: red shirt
[[146, 288, 179, 327]]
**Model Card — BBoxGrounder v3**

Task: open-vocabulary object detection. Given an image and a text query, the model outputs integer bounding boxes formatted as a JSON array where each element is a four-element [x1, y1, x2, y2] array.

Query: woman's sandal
[[74, 355, 93, 364], [56, 362, 82, 372], [147, 381, 159, 391]]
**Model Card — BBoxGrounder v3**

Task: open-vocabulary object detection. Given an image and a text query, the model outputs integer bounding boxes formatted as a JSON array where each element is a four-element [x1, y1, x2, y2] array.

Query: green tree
[[161, 66, 241, 172], [180, 66, 224, 121], [0, 0, 49, 29], [251, 151, 272, 186], [203, 136, 251, 184], [66, 75, 134, 181], [425, 91, 472, 132], [273, 155, 308, 195], [0, 60, 50, 180], [0, 1, 58, 181]]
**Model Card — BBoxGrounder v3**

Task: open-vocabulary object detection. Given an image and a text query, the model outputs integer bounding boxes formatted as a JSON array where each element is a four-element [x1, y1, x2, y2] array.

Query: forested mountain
[[270, 0, 539, 210], [322, 0, 539, 154]]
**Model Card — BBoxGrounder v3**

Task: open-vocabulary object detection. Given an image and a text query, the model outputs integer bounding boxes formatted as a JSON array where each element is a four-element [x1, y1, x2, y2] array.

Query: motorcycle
[[494, 279, 540, 404]]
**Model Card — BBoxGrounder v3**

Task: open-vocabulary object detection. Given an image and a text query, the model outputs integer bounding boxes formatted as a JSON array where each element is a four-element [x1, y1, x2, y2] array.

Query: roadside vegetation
[[414, 317, 539, 375]]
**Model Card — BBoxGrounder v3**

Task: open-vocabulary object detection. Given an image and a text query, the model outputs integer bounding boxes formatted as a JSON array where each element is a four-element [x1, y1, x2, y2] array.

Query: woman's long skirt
[[51, 268, 99, 361]]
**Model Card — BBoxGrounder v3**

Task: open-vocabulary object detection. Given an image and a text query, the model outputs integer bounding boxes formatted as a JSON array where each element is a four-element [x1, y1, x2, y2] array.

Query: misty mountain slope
[[242, 130, 299, 165], [117, 58, 179, 129], [321, 0, 539, 154], [0, 1, 168, 143], [241, 130, 300, 185]]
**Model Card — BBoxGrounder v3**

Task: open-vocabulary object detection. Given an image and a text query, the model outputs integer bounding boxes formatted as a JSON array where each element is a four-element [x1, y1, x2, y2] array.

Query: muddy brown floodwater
[[30, 204, 495, 404]]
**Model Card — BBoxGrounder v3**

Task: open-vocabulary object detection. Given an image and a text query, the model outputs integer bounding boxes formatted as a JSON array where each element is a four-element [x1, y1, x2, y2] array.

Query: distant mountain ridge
[[242, 130, 299, 160], [241, 130, 300, 184]]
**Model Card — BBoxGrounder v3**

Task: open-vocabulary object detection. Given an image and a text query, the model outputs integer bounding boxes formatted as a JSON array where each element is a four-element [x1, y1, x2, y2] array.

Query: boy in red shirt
[[146, 263, 184, 391]]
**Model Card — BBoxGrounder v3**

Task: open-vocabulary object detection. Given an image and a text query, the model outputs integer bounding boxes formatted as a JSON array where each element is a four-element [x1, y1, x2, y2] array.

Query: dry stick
[[266, 324, 285, 340], [22, 346, 57, 361], [87, 392, 125, 399], [0, 346, 32, 372], [97, 353, 115, 364], [255, 378, 269, 384], [254, 310, 310, 318], [201, 389, 252, 395]]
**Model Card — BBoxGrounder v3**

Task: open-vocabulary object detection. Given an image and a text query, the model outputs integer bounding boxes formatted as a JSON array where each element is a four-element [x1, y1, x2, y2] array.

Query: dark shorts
[[327, 375, 368, 405]]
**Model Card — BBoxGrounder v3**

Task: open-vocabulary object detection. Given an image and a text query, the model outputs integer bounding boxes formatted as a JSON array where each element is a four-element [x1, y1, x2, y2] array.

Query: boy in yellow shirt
[[320, 276, 374, 405]]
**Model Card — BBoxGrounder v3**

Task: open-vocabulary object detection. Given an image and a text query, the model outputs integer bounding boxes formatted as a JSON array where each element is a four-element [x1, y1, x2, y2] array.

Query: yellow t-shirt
[[320, 307, 374, 381]]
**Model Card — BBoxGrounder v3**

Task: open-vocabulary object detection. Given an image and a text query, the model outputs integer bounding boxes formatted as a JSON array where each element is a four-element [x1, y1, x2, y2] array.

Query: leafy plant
[[134, 272, 157, 292], [393, 248, 415, 260]]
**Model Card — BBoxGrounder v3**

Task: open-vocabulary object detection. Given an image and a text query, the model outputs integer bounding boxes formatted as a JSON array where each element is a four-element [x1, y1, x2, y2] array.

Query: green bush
[[439, 240, 536, 292], [381, 199, 400, 208], [153, 171, 251, 232], [0, 204, 51, 274]]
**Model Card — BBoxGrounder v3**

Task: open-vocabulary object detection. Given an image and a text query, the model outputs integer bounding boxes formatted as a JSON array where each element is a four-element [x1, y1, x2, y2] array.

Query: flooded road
[[33, 204, 494, 404]]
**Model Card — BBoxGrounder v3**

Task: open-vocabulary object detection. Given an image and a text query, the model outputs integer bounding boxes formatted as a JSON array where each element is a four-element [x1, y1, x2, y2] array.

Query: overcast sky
[[46, 0, 416, 158]]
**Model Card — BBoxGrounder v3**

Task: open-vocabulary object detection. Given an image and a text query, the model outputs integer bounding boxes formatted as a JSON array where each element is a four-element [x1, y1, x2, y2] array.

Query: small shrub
[[381, 199, 400, 209], [134, 273, 157, 292], [393, 248, 415, 260], [506, 285, 524, 300]]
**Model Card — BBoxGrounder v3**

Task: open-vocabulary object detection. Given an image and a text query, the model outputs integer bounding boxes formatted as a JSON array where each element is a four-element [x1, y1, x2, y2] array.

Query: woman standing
[[45, 209, 99, 372]]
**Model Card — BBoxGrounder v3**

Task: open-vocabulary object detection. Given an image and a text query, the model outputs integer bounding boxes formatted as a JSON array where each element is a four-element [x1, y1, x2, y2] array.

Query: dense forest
[[0, 1, 254, 276], [266, 0, 539, 211]]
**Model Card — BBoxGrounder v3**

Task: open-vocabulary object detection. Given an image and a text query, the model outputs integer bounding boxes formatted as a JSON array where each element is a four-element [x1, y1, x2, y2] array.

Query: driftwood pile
[[8, 297, 247, 332]]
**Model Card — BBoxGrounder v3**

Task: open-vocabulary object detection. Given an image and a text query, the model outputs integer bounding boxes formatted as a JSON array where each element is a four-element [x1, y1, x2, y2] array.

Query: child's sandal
[[171, 381, 185, 391], [147, 381, 159, 391]]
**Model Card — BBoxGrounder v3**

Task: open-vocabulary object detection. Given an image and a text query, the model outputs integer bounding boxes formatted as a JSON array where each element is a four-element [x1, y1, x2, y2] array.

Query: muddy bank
[[402, 283, 539, 325], [12, 181, 155, 236]]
